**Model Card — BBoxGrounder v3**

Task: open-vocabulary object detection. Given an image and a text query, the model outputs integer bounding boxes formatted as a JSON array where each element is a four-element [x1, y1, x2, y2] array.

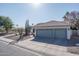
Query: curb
[[15, 43, 53, 56]]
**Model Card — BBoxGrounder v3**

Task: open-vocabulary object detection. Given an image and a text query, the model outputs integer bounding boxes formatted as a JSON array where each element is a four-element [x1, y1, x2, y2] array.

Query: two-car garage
[[36, 28, 67, 39], [34, 21, 71, 41]]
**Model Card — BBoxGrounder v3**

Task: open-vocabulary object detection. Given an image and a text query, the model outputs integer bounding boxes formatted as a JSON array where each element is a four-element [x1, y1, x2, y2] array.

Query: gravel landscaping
[[67, 46, 79, 54]]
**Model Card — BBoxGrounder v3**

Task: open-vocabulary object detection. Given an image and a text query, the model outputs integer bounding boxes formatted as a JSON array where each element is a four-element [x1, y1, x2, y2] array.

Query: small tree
[[0, 16, 13, 33], [18, 28, 24, 36], [3, 17, 13, 33]]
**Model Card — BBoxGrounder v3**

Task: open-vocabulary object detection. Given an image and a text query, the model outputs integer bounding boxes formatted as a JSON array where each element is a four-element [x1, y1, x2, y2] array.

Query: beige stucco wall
[[34, 26, 70, 30], [67, 28, 72, 39]]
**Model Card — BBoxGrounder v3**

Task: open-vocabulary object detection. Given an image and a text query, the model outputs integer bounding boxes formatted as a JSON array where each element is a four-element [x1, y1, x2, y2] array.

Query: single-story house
[[34, 20, 72, 40]]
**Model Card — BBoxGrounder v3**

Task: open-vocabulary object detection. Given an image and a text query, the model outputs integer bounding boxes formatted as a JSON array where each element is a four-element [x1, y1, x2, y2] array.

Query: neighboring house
[[34, 20, 71, 40]]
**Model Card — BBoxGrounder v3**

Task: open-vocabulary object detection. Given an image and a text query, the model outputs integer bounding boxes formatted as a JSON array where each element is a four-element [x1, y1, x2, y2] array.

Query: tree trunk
[[5, 28, 8, 33], [25, 29, 28, 35]]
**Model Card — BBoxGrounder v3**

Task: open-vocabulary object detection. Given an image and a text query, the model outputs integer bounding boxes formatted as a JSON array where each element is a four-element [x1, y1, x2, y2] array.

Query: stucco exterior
[[67, 28, 72, 39]]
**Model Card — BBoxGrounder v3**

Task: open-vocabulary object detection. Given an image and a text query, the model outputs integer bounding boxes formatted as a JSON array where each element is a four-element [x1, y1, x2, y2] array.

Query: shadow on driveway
[[31, 37, 79, 47], [31, 37, 79, 54], [31, 37, 70, 47]]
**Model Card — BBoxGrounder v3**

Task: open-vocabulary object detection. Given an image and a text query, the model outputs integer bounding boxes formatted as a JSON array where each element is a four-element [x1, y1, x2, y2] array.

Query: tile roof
[[34, 20, 70, 27]]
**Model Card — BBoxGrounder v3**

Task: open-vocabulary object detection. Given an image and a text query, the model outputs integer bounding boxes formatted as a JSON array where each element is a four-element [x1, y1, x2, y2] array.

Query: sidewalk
[[0, 37, 14, 43], [0, 36, 78, 56]]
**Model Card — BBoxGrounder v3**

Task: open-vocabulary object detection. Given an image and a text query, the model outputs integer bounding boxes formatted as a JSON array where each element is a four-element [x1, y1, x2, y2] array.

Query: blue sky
[[0, 3, 79, 27]]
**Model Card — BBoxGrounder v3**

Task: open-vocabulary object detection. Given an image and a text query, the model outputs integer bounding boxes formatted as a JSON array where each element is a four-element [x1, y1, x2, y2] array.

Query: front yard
[[2, 34, 79, 55]]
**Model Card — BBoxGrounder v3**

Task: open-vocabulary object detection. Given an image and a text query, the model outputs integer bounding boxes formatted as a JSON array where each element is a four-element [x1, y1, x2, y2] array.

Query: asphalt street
[[0, 40, 41, 56]]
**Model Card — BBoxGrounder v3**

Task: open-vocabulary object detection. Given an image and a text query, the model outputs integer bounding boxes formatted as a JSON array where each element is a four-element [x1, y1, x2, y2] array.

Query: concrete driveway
[[33, 37, 70, 46]]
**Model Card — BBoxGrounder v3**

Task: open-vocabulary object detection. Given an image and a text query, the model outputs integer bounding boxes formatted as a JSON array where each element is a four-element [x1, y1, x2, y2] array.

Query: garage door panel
[[55, 29, 67, 39], [36, 29, 51, 38], [51, 29, 55, 39]]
